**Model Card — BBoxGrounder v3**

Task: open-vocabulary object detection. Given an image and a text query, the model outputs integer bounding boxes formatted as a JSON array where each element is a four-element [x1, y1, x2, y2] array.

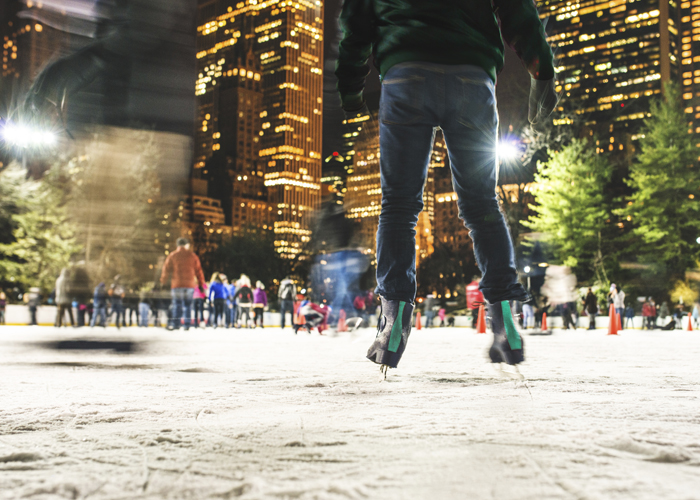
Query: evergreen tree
[[618, 82, 700, 280], [0, 163, 81, 293], [525, 138, 614, 284]]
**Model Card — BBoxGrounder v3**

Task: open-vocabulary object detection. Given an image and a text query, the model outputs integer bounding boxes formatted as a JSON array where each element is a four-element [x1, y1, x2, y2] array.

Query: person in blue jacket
[[223, 275, 237, 328], [208, 274, 228, 328]]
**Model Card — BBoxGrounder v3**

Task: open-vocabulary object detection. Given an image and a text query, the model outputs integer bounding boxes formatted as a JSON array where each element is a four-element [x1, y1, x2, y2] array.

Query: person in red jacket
[[160, 238, 206, 330]]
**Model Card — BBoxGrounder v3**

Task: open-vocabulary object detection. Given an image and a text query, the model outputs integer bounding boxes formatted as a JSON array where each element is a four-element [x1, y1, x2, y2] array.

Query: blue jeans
[[109, 300, 123, 327], [193, 298, 205, 326], [138, 302, 150, 327], [91, 304, 107, 327], [280, 299, 294, 328], [171, 288, 194, 329], [375, 62, 527, 304]]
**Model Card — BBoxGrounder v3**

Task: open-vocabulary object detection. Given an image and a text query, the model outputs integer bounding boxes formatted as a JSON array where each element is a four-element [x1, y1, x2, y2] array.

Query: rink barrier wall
[[0, 304, 661, 330]]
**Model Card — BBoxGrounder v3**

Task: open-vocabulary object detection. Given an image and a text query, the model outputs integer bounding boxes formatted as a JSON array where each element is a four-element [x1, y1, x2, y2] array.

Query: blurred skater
[[108, 277, 126, 329], [294, 300, 330, 335], [253, 281, 268, 328], [0, 290, 6, 325], [55, 269, 75, 327], [160, 238, 206, 331], [25, 288, 41, 326], [278, 276, 297, 329], [90, 283, 108, 327], [234, 276, 253, 328], [208, 274, 228, 328], [466, 277, 484, 329], [193, 281, 208, 328], [438, 308, 446, 327], [584, 288, 598, 330]]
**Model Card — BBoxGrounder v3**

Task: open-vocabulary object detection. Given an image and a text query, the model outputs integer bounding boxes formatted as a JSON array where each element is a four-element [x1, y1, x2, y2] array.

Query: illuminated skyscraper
[[346, 111, 444, 267], [542, 0, 680, 154], [1, 1, 74, 110], [679, 0, 700, 141], [195, 0, 324, 258]]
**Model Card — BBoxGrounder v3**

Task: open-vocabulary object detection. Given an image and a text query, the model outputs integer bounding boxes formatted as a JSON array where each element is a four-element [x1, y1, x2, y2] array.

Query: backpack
[[280, 282, 295, 300]]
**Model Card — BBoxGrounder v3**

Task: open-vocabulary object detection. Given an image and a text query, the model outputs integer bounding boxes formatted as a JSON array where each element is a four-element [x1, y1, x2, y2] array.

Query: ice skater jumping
[[335, 0, 557, 377]]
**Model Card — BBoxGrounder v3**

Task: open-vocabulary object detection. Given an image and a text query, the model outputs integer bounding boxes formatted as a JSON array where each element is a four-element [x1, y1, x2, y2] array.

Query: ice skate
[[366, 298, 414, 370], [488, 300, 525, 365]]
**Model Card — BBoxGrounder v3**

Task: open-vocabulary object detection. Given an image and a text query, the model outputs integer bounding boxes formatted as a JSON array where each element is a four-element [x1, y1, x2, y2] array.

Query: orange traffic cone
[[617, 310, 623, 331], [687, 313, 693, 331], [607, 303, 618, 335], [541, 312, 548, 331], [337, 309, 348, 332], [476, 304, 487, 334], [416, 311, 422, 330]]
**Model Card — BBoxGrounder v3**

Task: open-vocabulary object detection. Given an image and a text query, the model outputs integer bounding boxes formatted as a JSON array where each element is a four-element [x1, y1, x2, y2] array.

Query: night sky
[[321, 0, 532, 158]]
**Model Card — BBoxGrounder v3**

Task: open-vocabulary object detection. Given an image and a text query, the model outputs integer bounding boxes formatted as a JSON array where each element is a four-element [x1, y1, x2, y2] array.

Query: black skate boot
[[488, 300, 525, 365], [366, 298, 414, 376]]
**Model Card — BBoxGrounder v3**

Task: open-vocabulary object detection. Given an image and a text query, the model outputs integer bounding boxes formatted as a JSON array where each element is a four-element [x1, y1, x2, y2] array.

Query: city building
[[345, 110, 445, 268], [542, 0, 680, 157], [322, 91, 381, 201], [195, 0, 324, 258], [180, 179, 227, 227], [1, 1, 72, 91], [679, 0, 700, 142]]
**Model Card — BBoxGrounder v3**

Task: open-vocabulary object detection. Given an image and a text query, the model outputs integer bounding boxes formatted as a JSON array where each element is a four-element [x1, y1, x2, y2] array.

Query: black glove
[[528, 77, 558, 126], [340, 91, 366, 114]]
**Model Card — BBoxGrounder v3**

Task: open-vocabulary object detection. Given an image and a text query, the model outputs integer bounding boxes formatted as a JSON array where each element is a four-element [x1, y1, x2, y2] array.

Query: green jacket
[[335, 0, 554, 109]]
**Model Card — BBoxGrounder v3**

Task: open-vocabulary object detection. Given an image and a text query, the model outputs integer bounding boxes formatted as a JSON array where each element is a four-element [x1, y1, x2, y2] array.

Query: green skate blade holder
[[501, 301, 522, 350], [388, 301, 406, 353]]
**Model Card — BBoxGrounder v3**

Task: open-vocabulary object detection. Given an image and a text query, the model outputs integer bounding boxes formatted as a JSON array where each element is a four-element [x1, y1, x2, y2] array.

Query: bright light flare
[[497, 141, 520, 162], [523, 266, 531, 273], [2, 123, 57, 148]]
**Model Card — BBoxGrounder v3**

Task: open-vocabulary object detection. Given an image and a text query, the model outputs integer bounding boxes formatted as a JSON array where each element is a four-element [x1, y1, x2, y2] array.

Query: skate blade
[[493, 363, 524, 380], [379, 364, 389, 381]]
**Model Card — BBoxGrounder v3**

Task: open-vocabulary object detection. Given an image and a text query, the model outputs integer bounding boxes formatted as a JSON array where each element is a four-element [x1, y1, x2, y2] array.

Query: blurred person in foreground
[[160, 238, 206, 331], [24, 0, 195, 268], [336, 0, 556, 375]]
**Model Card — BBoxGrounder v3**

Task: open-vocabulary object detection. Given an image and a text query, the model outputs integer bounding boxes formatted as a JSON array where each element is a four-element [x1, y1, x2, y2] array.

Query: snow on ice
[[0, 326, 699, 499]]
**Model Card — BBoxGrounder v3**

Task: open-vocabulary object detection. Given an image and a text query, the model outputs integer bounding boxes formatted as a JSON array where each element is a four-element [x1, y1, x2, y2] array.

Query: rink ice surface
[[1, 326, 699, 500]]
